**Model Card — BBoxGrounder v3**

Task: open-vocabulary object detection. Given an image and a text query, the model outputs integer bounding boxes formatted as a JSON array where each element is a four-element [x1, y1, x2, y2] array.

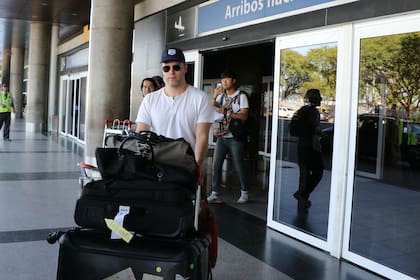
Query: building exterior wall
[[52, 2, 420, 278], [130, 12, 166, 121]]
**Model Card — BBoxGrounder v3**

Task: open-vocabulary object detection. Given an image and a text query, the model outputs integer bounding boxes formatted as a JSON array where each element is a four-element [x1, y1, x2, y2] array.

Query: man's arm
[[229, 107, 248, 121], [195, 122, 211, 166], [135, 122, 150, 133]]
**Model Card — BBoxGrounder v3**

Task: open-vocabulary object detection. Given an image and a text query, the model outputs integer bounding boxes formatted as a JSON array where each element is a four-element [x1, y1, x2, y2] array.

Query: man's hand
[[216, 107, 225, 114]]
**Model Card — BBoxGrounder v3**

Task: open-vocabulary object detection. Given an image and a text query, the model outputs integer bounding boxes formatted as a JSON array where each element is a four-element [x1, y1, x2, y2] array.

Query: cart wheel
[[46, 231, 64, 244]]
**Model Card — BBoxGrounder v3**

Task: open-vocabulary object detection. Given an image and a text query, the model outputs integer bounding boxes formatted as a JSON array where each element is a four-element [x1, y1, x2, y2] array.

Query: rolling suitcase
[[54, 228, 211, 280], [74, 178, 195, 238]]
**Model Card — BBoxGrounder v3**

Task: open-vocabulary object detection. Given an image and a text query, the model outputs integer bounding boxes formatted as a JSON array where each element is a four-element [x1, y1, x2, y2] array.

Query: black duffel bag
[[74, 178, 195, 238], [96, 132, 197, 189], [104, 131, 197, 179]]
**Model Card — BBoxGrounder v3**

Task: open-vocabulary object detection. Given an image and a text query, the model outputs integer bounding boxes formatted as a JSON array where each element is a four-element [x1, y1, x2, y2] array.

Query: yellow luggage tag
[[105, 218, 134, 243]]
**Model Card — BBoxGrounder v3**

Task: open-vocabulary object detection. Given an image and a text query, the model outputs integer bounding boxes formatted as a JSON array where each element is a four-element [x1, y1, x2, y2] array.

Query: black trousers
[[0, 112, 11, 139], [297, 147, 324, 199]]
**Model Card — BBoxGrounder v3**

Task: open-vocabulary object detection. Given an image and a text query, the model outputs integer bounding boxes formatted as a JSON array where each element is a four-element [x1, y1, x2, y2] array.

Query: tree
[[360, 32, 420, 117], [305, 46, 337, 100], [279, 46, 337, 101], [279, 49, 310, 98], [388, 34, 420, 116]]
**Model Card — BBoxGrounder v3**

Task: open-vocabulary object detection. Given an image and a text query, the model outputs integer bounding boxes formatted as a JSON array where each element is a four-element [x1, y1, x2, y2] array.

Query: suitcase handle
[[194, 185, 201, 231]]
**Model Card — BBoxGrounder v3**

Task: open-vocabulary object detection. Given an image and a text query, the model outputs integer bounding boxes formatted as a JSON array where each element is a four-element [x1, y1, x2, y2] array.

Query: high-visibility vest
[[0, 91, 13, 113]]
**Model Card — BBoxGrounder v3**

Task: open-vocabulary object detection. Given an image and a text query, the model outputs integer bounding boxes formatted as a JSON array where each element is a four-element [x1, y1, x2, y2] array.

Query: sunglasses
[[162, 64, 182, 72]]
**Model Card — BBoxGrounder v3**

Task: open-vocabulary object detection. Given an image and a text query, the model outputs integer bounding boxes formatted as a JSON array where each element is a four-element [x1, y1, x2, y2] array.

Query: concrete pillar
[[1, 21, 12, 85], [48, 24, 59, 132], [26, 22, 51, 132], [85, 0, 134, 164], [10, 21, 26, 119], [2, 49, 11, 86]]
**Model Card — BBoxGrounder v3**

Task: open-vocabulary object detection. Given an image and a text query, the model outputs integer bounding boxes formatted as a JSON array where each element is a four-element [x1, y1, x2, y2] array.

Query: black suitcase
[[55, 229, 210, 280], [74, 178, 195, 238]]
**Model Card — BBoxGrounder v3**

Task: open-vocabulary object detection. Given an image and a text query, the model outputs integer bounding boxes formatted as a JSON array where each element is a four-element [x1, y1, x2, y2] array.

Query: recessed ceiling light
[[71, 13, 78, 16], [41, 2, 48, 6]]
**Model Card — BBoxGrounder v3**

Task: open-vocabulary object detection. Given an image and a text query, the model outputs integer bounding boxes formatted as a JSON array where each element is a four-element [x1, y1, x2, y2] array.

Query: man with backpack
[[207, 71, 250, 204], [292, 88, 324, 210]]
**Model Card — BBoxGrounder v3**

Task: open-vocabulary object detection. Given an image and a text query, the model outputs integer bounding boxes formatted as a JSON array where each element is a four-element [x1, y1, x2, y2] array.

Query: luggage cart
[[77, 119, 135, 188], [49, 135, 218, 277], [103, 119, 135, 147]]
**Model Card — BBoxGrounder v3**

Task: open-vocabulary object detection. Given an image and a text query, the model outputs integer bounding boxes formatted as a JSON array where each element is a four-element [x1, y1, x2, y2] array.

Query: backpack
[[228, 91, 249, 142], [289, 105, 311, 137]]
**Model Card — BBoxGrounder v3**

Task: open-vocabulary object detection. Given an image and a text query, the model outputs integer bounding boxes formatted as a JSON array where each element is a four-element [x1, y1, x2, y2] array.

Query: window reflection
[[273, 43, 337, 240], [350, 32, 420, 279]]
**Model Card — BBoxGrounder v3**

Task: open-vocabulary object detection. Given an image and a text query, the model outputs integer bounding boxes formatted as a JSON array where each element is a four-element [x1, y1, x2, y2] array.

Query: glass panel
[[79, 77, 87, 141], [259, 79, 273, 156], [186, 62, 195, 85], [60, 80, 67, 133], [74, 79, 80, 138], [67, 80, 74, 135], [272, 43, 337, 240], [350, 32, 420, 279]]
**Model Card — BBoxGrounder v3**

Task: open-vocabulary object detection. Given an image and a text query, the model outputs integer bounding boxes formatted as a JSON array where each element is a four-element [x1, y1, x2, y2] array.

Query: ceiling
[[0, 0, 147, 60], [0, 0, 90, 58]]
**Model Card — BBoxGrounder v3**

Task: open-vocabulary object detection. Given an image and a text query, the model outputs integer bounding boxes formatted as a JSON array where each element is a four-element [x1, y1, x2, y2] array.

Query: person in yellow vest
[[0, 84, 15, 141]]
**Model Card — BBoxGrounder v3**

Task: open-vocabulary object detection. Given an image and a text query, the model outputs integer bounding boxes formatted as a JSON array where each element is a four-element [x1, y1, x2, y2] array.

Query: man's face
[[161, 61, 187, 87], [221, 77, 235, 90]]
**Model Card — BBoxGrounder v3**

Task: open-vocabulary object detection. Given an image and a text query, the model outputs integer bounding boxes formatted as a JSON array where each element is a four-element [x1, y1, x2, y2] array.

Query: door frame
[[184, 50, 203, 89], [267, 25, 353, 255], [58, 71, 88, 142], [341, 13, 420, 280], [184, 49, 214, 146]]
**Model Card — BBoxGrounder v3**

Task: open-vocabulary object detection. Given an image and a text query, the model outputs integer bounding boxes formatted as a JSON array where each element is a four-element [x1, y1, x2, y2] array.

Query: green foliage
[[359, 32, 420, 117], [279, 32, 420, 118], [279, 45, 337, 101], [279, 49, 310, 98], [305, 46, 337, 100]]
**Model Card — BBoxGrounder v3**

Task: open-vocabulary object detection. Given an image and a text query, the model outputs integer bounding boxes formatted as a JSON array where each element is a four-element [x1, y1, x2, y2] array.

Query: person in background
[[152, 75, 165, 89], [207, 71, 250, 204], [135, 48, 213, 169], [140, 77, 158, 97], [293, 88, 324, 211], [0, 84, 15, 142]]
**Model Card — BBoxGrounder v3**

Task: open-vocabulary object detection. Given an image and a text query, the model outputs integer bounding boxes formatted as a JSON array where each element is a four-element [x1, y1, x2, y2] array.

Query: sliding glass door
[[267, 27, 351, 252], [59, 72, 87, 142], [343, 14, 420, 280], [268, 13, 420, 280]]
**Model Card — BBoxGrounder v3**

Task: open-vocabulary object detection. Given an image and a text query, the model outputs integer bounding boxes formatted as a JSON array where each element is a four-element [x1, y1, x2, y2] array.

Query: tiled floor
[[0, 118, 388, 280]]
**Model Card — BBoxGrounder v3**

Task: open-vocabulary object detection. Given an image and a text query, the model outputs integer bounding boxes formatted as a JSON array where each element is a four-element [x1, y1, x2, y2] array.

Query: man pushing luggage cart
[[48, 47, 217, 280]]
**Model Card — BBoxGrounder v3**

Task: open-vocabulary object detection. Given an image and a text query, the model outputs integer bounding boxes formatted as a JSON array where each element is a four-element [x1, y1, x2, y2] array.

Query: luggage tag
[[103, 267, 136, 280], [105, 205, 133, 243]]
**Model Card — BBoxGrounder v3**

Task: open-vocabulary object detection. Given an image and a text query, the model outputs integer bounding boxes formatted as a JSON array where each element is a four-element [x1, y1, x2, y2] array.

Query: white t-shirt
[[136, 85, 214, 149]]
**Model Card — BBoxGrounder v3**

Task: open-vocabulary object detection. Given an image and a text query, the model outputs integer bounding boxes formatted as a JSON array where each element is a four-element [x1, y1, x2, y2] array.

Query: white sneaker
[[207, 192, 223, 204], [237, 192, 248, 204]]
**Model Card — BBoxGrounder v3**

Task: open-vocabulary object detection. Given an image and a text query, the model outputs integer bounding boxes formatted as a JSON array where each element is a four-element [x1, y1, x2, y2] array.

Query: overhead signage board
[[166, 7, 197, 43], [198, 0, 359, 36]]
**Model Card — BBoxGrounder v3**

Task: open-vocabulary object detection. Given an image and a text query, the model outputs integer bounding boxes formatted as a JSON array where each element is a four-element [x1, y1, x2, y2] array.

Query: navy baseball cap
[[161, 48, 185, 63]]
